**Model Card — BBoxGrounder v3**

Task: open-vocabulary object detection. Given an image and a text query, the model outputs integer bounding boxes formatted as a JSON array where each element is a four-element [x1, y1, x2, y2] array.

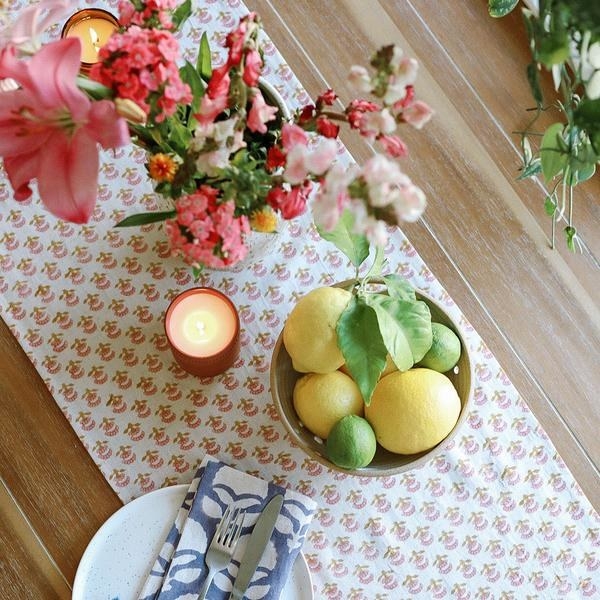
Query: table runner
[[1, 1, 599, 597]]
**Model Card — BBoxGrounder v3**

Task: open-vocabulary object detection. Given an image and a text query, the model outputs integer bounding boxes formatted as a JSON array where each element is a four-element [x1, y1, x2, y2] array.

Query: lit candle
[[61, 9, 119, 71], [165, 288, 240, 377]]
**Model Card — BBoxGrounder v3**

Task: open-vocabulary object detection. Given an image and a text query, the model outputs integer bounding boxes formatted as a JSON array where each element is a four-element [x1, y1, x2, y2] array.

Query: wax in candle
[[64, 15, 118, 63], [167, 292, 237, 358]]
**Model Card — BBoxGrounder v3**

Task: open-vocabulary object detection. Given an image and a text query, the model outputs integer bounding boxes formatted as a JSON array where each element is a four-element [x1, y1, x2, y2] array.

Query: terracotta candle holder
[[164, 288, 240, 377], [61, 8, 119, 73]]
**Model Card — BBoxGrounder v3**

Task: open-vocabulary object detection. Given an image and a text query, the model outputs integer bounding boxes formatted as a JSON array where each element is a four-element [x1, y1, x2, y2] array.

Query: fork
[[198, 505, 245, 600]]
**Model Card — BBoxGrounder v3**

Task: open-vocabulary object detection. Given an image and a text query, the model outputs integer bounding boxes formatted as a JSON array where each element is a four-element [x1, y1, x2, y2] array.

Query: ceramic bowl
[[270, 287, 473, 476]]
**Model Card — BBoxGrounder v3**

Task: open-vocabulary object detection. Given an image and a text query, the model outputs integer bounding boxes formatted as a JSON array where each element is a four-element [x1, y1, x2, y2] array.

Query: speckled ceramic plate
[[72, 484, 313, 600]]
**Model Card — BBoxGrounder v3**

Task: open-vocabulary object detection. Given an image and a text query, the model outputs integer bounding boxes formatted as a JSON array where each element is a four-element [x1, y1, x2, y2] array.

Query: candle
[[61, 9, 119, 71], [165, 288, 240, 377]]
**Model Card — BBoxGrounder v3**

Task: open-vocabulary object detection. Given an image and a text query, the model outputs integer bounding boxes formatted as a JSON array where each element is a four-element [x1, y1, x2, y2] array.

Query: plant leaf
[[518, 158, 542, 180], [115, 211, 176, 227], [317, 210, 370, 268], [336, 295, 387, 405], [382, 273, 416, 301], [526, 62, 543, 105], [488, 0, 519, 18], [366, 294, 432, 365], [544, 196, 557, 216], [198, 32, 212, 81], [540, 123, 567, 182], [172, 0, 191, 28], [564, 226, 577, 252]]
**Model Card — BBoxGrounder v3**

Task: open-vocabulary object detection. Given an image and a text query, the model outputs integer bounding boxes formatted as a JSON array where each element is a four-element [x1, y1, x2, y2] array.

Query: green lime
[[417, 322, 461, 373], [326, 415, 377, 469]]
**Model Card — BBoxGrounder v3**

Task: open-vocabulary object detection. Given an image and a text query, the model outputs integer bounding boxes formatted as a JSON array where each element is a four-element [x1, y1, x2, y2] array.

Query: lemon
[[417, 322, 461, 373], [283, 286, 351, 373], [365, 368, 461, 454], [293, 371, 364, 439], [326, 415, 377, 469]]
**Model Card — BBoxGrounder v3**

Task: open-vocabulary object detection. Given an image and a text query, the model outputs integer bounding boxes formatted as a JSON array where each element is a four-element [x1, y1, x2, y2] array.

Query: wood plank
[[0, 317, 122, 586], [0, 478, 71, 598]]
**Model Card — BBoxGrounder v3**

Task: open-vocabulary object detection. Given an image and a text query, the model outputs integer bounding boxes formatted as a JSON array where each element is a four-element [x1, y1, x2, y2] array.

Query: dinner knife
[[229, 493, 284, 599]]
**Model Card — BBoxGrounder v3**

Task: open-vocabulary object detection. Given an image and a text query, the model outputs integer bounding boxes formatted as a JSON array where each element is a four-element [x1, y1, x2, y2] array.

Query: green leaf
[[365, 294, 432, 364], [198, 32, 212, 81], [336, 296, 387, 405], [544, 196, 557, 216], [488, 0, 519, 17], [526, 62, 543, 105], [540, 123, 567, 182], [317, 210, 370, 268], [115, 211, 176, 227], [382, 273, 416, 301], [172, 0, 191, 28], [517, 158, 542, 180], [564, 225, 577, 252]]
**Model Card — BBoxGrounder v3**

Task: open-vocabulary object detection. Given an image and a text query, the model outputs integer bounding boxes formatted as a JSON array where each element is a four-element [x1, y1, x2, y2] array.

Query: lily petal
[[36, 130, 99, 223]]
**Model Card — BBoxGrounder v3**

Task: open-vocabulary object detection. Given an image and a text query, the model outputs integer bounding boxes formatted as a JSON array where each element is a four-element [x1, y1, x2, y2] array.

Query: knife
[[229, 494, 284, 599]]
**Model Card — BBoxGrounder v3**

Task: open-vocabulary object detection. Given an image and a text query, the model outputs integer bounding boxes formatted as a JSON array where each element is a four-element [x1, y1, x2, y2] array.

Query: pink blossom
[[384, 57, 418, 104], [283, 139, 337, 185], [312, 163, 355, 231], [0, 39, 129, 223], [402, 100, 434, 129], [281, 123, 308, 149], [393, 182, 426, 222], [266, 183, 312, 219], [378, 134, 408, 157], [347, 65, 372, 93], [243, 49, 262, 86], [247, 91, 278, 133]]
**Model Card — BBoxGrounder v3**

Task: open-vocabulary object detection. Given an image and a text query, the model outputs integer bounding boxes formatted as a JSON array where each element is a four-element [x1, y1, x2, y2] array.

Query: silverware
[[198, 505, 245, 600], [229, 494, 284, 599]]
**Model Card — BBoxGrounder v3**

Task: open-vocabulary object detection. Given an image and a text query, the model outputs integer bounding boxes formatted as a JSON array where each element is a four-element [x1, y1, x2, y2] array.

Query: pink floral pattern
[[1, 2, 599, 598]]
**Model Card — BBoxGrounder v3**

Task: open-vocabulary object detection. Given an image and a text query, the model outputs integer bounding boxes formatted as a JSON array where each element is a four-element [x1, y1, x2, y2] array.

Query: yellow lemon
[[283, 286, 351, 373], [293, 370, 364, 440], [365, 368, 461, 454]]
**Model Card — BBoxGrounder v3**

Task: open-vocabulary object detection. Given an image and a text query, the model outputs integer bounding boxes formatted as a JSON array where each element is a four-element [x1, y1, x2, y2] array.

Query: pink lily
[[0, 38, 129, 223], [1, 0, 73, 52]]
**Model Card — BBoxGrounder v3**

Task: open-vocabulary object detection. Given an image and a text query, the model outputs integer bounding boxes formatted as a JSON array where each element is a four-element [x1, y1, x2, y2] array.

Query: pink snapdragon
[[247, 91, 278, 133], [0, 38, 129, 223], [90, 26, 192, 123]]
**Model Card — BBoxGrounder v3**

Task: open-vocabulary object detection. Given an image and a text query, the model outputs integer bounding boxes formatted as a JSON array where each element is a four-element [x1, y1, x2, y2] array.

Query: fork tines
[[216, 505, 245, 547]]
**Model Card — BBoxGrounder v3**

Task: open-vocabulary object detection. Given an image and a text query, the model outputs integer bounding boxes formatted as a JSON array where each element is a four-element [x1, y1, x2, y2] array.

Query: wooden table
[[1, 1, 598, 596]]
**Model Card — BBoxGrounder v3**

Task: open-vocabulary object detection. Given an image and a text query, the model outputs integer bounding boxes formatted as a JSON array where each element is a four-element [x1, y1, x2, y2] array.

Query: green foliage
[[317, 210, 370, 268], [488, 0, 519, 18], [324, 218, 433, 405], [115, 210, 176, 227], [492, 0, 600, 252]]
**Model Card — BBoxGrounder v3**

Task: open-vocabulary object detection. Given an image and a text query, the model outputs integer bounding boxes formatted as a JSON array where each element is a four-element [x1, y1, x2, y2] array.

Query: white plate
[[73, 484, 314, 600]]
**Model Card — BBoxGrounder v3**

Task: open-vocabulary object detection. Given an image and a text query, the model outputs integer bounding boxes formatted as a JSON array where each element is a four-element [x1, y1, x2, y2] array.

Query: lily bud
[[114, 97, 147, 124]]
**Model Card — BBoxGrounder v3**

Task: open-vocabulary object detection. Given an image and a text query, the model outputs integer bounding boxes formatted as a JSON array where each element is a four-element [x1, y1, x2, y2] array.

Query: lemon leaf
[[337, 295, 387, 405], [366, 295, 432, 364]]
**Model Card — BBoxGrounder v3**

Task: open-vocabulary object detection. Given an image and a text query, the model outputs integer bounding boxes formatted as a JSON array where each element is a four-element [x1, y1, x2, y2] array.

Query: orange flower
[[249, 207, 278, 233], [148, 153, 177, 182]]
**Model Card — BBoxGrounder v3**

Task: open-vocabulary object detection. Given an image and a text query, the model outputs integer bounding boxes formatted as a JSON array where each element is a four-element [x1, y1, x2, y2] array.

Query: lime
[[365, 368, 461, 454], [283, 286, 352, 373], [417, 322, 461, 373], [293, 371, 364, 439], [326, 415, 377, 469]]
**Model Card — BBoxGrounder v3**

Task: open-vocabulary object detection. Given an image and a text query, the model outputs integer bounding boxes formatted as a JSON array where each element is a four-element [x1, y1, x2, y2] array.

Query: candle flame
[[89, 26, 100, 51]]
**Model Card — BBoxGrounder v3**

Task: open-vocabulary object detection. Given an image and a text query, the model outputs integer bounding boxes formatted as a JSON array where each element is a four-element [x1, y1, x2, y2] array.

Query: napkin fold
[[138, 458, 316, 600]]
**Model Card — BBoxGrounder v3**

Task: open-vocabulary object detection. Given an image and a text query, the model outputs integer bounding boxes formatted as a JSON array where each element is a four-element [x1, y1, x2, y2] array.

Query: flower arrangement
[[0, 0, 433, 271], [489, 0, 600, 251]]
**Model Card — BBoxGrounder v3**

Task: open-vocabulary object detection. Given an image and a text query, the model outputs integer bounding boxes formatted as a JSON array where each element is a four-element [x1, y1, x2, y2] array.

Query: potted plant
[[489, 0, 600, 250]]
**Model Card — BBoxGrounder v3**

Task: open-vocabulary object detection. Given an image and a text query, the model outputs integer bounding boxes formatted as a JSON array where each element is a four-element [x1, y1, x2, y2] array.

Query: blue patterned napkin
[[138, 458, 316, 600]]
